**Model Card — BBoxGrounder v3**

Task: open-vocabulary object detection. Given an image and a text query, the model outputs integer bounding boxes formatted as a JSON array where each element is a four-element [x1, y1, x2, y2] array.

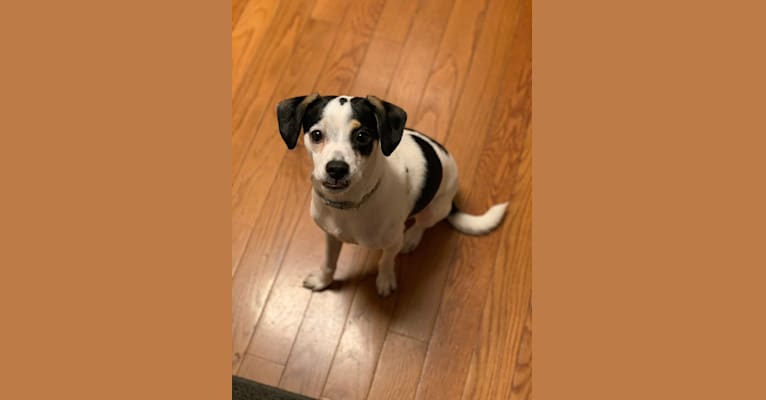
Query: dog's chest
[[312, 211, 375, 246], [311, 203, 397, 248]]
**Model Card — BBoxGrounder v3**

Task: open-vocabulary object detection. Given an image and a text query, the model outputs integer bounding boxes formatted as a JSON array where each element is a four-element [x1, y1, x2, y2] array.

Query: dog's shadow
[[327, 221, 459, 318]]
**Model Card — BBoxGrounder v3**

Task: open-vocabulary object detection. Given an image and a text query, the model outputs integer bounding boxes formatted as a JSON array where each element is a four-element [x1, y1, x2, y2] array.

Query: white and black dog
[[277, 94, 508, 296]]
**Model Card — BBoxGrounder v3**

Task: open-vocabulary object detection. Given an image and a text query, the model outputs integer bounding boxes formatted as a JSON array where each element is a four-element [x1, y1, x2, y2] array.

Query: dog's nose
[[325, 160, 349, 180]]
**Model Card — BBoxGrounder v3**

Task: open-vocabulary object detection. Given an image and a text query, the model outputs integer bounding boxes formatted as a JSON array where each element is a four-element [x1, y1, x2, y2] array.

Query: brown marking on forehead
[[349, 119, 362, 130]]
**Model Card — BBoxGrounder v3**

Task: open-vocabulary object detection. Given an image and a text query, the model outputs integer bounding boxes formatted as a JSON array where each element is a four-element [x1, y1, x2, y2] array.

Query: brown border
[[534, 0, 766, 398], [1, 1, 230, 399]]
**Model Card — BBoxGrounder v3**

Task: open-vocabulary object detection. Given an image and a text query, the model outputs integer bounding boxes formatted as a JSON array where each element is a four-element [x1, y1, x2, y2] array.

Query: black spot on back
[[410, 134, 443, 216], [408, 128, 449, 154]]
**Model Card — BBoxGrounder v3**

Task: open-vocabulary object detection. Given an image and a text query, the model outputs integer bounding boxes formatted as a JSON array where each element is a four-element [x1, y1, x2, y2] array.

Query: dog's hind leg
[[400, 192, 454, 254], [401, 223, 426, 254]]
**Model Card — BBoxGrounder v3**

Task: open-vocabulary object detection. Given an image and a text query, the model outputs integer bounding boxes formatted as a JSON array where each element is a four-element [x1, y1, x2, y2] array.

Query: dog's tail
[[446, 201, 509, 236]]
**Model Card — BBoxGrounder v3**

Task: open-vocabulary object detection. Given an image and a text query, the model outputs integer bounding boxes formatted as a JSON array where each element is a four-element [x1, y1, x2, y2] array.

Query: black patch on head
[[410, 134, 443, 216], [352, 96, 407, 156], [408, 128, 449, 154], [339, 97, 347, 105], [276, 94, 340, 149], [276, 94, 319, 149], [349, 98, 381, 157], [299, 96, 337, 132]]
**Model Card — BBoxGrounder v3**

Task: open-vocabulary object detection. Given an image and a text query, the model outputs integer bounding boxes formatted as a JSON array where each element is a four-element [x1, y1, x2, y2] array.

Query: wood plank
[[320, 253, 397, 400], [467, 113, 532, 399], [385, 0, 457, 112], [374, 0, 419, 43], [245, 197, 324, 364], [509, 305, 532, 400], [232, 19, 336, 274], [238, 354, 285, 387], [278, 249, 373, 398], [232, 0, 280, 91], [232, 151, 312, 372], [232, 0, 250, 29], [388, 0, 522, 342], [232, 0, 315, 176], [366, 333, 428, 400], [351, 37, 404, 97], [460, 303, 532, 400], [462, 198, 531, 399], [311, 0, 387, 94], [414, 0, 530, 397], [410, 0, 488, 137], [311, 0, 352, 23], [460, 348, 480, 400]]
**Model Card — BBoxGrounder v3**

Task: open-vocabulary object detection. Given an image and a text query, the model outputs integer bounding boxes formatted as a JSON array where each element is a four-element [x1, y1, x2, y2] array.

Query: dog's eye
[[309, 130, 323, 143], [354, 130, 372, 145]]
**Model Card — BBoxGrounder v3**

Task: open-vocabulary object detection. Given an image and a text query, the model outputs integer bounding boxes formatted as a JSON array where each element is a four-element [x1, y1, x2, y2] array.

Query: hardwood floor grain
[[510, 305, 533, 400], [310, 0, 352, 23], [373, 0, 419, 43], [232, 0, 251, 28], [321, 261, 397, 400], [278, 249, 372, 398], [410, 0, 488, 136], [366, 332, 428, 400], [238, 354, 285, 387], [232, 151, 311, 372], [385, 0, 456, 111], [232, 0, 279, 93], [232, 0, 532, 398], [245, 196, 325, 364]]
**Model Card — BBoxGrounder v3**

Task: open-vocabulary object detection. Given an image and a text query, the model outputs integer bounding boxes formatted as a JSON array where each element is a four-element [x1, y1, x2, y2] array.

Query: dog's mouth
[[321, 179, 350, 191]]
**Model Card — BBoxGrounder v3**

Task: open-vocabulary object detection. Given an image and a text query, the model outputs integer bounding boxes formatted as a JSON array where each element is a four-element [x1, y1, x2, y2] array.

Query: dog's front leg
[[376, 235, 403, 297], [303, 232, 342, 291]]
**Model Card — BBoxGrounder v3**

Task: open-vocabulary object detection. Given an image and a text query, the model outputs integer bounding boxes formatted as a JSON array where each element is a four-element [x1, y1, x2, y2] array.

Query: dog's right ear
[[276, 93, 320, 149]]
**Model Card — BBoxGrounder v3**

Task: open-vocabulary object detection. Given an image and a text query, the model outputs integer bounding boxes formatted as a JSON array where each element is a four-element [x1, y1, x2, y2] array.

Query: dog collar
[[314, 179, 381, 210]]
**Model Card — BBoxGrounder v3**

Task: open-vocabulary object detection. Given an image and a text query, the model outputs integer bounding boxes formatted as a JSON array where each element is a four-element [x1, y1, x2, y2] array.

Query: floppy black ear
[[276, 93, 320, 149], [366, 95, 407, 156]]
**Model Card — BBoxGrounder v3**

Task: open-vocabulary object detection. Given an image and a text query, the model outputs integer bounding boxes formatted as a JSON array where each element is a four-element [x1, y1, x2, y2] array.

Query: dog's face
[[277, 95, 407, 194]]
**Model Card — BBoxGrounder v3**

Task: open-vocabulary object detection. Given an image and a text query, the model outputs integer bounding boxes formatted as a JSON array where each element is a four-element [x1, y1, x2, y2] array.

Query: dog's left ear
[[366, 95, 407, 156], [276, 93, 320, 149]]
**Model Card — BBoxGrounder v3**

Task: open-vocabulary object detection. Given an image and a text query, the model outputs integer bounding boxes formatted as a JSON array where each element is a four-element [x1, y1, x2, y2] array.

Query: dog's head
[[276, 94, 407, 194]]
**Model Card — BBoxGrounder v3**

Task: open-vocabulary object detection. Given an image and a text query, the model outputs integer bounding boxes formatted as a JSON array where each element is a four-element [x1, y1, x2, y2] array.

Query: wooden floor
[[232, 0, 531, 398]]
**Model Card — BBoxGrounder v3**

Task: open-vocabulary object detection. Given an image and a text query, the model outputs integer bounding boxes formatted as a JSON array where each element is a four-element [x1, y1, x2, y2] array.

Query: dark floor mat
[[232, 376, 315, 400]]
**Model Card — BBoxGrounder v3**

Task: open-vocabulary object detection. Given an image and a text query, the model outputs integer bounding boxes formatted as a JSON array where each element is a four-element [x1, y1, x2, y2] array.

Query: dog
[[276, 94, 509, 296]]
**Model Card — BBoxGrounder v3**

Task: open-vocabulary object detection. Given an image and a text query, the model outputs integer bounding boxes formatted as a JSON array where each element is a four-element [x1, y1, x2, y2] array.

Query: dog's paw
[[303, 271, 332, 291], [400, 238, 420, 254], [400, 228, 424, 254], [376, 272, 397, 297]]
